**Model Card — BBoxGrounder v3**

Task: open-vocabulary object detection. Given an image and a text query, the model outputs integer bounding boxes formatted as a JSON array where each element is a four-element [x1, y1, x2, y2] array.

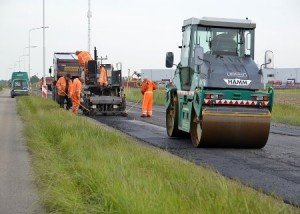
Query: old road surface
[[0, 89, 43, 214], [92, 101, 300, 206]]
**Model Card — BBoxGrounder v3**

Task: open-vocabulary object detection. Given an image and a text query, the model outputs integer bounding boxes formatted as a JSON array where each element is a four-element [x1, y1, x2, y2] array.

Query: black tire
[[190, 110, 203, 147], [166, 94, 187, 137]]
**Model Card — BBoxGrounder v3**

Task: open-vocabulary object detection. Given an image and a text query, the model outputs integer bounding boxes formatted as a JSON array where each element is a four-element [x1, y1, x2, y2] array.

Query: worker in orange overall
[[75, 51, 92, 83], [98, 65, 108, 87], [56, 74, 73, 110], [72, 77, 84, 114], [140, 76, 158, 117]]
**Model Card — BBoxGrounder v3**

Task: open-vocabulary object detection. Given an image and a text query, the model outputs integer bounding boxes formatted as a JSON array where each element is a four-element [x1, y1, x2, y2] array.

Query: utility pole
[[87, 0, 92, 52], [42, 0, 47, 98], [28, 27, 41, 83]]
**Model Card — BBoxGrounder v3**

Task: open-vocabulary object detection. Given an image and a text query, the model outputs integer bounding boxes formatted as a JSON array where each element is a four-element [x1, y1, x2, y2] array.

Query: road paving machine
[[81, 47, 126, 116], [165, 17, 274, 148]]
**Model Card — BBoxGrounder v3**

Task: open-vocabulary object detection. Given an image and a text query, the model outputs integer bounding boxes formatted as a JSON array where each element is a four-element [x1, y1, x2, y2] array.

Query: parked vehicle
[[50, 52, 81, 102], [10, 71, 30, 98]]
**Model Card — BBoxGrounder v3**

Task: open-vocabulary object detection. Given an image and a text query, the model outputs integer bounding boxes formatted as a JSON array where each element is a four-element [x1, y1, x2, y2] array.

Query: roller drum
[[197, 107, 271, 148]]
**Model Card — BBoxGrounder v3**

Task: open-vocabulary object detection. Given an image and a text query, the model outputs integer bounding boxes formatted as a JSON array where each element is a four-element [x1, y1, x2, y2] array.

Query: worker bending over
[[75, 51, 92, 83], [56, 74, 73, 110], [140, 76, 158, 117], [72, 77, 84, 114]]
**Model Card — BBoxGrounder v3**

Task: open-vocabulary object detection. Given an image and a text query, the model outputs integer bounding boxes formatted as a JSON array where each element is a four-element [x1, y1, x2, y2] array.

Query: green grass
[[124, 87, 165, 106], [272, 103, 300, 126], [274, 88, 300, 95], [17, 95, 299, 213]]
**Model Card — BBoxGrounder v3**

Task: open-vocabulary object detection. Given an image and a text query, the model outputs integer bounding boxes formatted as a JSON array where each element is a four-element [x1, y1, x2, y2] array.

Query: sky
[[0, 0, 299, 80]]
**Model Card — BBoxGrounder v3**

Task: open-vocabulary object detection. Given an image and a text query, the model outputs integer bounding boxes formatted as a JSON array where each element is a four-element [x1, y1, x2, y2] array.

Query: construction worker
[[98, 65, 108, 87], [56, 74, 73, 110], [75, 51, 92, 83], [72, 77, 84, 114], [140, 76, 158, 117]]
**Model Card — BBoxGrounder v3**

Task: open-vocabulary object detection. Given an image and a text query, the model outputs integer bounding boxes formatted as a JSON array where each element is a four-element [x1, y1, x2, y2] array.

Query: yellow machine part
[[199, 108, 271, 148]]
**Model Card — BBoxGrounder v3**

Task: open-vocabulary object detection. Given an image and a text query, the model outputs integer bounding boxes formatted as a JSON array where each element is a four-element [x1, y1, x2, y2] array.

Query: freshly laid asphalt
[[0, 89, 43, 214]]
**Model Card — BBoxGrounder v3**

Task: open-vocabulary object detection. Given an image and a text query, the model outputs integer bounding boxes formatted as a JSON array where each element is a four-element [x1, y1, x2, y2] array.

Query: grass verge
[[18, 95, 299, 213], [274, 89, 300, 95], [124, 87, 165, 106], [272, 103, 300, 126]]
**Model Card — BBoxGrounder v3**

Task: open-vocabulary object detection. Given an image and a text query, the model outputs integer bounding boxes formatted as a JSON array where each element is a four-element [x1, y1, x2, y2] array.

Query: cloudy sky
[[0, 0, 299, 80]]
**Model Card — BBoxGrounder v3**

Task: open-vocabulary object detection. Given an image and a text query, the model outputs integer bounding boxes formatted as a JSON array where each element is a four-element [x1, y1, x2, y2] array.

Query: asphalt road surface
[[92, 101, 300, 206], [0, 89, 43, 213]]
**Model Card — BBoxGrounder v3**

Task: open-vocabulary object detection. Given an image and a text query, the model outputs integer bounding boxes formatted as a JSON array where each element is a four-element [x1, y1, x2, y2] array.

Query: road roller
[[165, 17, 274, 148]]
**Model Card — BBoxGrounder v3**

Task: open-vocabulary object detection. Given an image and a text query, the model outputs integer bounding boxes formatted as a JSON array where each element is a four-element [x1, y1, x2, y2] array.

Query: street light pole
[[24, 46, 37, 74], [87, 0, 92, 52], [43, 0, 46, 88], [29, 27, 40, 82], [23, 47, 26, 71], [29, 27, 48, 84], [18, 56, 23, 71]]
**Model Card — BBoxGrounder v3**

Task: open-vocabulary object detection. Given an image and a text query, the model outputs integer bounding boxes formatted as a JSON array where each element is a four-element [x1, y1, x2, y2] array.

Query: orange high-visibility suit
[[77, 51, 92, 82], [140, 79, 158, 117], [72, 78, 83, 114], [56, 76, 73, 109], [56, 76, 73, 97], [98, 65, 108, 87]]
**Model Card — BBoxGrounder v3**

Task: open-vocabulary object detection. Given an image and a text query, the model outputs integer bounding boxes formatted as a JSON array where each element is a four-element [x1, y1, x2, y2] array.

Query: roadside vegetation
[[17, 95, 299, 213], [125, 87, 165, 106], [272, 103, 300, 126], [125, 87, 300, 126], [273, 89, 300, 125]]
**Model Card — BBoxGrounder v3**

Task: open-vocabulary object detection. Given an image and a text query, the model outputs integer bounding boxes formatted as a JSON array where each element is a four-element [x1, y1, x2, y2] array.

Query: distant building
[[140, 69, 175, 82], [263, 68, 300, 86]]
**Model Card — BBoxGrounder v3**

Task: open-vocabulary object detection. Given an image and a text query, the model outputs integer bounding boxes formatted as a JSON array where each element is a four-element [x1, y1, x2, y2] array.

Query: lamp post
[[24, 46, 37, 72], [87, 0, 92, 52], [29, 27, 41, 83], [14, 63, 17, 72], [18, 56, 23, 71], [29, 27, 48, 84], [42, 0, 47, 98]]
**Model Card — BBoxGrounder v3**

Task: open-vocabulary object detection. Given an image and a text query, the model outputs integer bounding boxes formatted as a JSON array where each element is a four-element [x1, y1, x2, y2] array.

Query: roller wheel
[[190, 110, 203, 147], [166, 95, 185, 137]]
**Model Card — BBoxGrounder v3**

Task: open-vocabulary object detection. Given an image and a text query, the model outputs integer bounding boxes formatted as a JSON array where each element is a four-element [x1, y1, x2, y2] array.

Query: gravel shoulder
[[0, 89, 43, 214]]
